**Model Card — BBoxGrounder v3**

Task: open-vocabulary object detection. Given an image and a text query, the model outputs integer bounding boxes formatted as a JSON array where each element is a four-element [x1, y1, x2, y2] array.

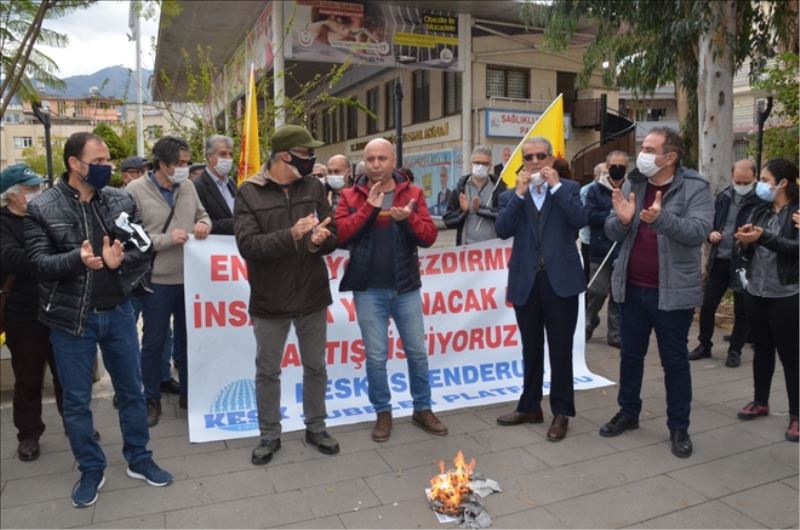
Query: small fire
[[429, 451, 476, 515]]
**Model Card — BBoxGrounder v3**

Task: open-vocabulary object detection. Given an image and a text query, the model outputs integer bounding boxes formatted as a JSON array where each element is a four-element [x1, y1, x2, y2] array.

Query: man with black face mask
[[25, 132, 173, 508], [585, 150, 629, 348], [234, 125, 340, 466]]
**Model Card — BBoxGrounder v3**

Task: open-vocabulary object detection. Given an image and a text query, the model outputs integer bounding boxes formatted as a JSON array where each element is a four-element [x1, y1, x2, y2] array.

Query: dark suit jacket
[[193, 169, 238, 235], [496, 178, 588, 304]]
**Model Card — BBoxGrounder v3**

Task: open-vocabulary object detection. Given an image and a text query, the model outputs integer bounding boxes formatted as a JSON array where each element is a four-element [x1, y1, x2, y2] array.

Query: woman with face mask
[[734, 158, 799, 443]]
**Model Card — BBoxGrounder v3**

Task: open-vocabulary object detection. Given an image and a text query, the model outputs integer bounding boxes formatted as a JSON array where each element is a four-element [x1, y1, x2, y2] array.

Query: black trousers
[[698, 258, 749, 350], [6, 319, 64, 441], [513, 270, 579, 417], [745, 292, 799, 416]]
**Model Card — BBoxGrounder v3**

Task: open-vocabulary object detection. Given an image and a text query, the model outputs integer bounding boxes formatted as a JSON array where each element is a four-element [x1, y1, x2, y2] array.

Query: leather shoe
[[305, 430, 340, 455], [607, 339, 621, 349], [412, 410, 448, 436], [688, 344, 711, 360], [146, 399, 161, 427], [372, 411, 392, 442], [18, 438, 39, 462], [251, 438, 281, 465], [599, 412, 639, 437], [725, 349, 741, 368], [670, 429, 692, 458], [546, 415, 568, 442], [160, 378, 181, 395], [496, 410, 544, 426]]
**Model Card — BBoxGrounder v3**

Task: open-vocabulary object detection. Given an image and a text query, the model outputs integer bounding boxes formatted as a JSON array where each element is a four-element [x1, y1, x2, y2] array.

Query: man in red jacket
[[334, 138, 447, 442]]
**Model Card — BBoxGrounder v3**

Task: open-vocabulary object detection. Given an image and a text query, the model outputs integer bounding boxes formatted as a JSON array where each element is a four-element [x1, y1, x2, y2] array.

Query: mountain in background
[[55, 65, 153, 102]]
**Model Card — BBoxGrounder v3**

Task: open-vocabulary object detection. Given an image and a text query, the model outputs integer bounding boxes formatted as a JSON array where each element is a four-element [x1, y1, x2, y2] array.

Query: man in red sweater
[[334, 138, 447, 443]]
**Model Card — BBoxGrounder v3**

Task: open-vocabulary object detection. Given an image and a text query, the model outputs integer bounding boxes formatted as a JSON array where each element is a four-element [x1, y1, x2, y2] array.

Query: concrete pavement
[[1, 313, 797, 529]]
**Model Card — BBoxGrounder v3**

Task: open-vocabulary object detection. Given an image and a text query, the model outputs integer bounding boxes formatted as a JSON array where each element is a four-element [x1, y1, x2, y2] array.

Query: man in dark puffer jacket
[[25, 132, 172, 509], [335, 138, 447, 444]]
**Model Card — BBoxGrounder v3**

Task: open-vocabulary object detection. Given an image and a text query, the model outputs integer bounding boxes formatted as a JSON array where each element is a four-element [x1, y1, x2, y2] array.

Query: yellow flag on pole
[[499, 94, 566, 189], [238, 64, 261, 186]]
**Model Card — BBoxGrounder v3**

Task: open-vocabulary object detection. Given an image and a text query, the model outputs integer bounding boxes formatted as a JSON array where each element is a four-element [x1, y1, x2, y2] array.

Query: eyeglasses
[[312, 173, 325, 178], [523, 153, 549, 161]]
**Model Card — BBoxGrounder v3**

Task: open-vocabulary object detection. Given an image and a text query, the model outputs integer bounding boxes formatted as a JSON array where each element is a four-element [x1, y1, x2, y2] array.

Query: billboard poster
[[225, 42, 247, 101], [402, 148, 454, 216], [284, 1, 461, 71], [247, 2, 275, 77]]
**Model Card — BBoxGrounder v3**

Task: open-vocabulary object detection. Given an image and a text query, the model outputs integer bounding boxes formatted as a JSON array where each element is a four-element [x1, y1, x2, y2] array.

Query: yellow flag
[[238, 65, 261, 186], [500, 94, 567, 189]]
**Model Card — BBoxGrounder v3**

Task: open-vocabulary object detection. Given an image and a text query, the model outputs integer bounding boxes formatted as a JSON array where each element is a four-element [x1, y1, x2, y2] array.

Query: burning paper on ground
[[425, 451, 502, 528]]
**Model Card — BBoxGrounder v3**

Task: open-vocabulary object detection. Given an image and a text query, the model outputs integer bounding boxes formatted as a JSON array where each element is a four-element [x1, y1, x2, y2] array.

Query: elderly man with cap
[[1, 165, 65, 462], [120, 157, 152, 187], [234, 124, 339, 465]]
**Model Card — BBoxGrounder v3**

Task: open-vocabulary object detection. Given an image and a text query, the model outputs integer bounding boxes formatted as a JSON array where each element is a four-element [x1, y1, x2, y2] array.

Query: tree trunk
[[698, 0, 736, 195]]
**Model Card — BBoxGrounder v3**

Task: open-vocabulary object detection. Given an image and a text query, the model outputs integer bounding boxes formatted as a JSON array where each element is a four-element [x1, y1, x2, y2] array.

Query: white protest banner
[[185, 236, 613, 443]]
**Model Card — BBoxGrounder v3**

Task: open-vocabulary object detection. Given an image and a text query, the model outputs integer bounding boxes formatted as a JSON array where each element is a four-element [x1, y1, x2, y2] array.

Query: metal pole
[[460, 13, 472, 176], [587, 241, 617, 290], [135, 3, 144, 157], [395, 77, 403, 166], [755, 96, 773, 172], [272, 0, 286, 127], [31, 102, 53, 184]]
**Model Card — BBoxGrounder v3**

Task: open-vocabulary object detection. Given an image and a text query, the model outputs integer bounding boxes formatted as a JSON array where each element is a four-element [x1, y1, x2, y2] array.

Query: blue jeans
[[131, 297, 176, 382], [618, 284, 694, 430], [49, 300, 151, 472], [353, 288, 431, 412], [140, 284, 187, 400]]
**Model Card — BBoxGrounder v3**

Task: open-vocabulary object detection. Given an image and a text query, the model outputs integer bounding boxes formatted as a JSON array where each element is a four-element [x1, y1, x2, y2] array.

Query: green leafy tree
[[22, 137, 66, 177], [92, 123, 130, 162], [521, 0, 798, 170], [748, 51, 800, 163], [0, 0, 94, 115]]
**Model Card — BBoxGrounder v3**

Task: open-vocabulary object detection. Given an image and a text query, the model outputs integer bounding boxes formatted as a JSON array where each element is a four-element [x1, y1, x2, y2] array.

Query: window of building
[[412, 70, 430, 123], [13, 136, 33, 149], [308, 112, 318, 137], [366, 87, 379, 134], [145, 126, 162, 141], [443, 71, 462, 116], [57, 100, 66, 116], [74, 102, 84, 117], [385, 81, 396, 130], [322, 108, 332, 143], [486, 66, 529, 99], [337, 105, 346, 143], [347, 97, 359, 139], [556, 71, 577, 114]]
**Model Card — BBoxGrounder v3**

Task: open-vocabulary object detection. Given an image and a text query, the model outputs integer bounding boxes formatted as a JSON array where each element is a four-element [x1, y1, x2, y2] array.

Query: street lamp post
[[755, 96, 773, 172], [31, 101, 53, 185], [394, 78, 403, 167]]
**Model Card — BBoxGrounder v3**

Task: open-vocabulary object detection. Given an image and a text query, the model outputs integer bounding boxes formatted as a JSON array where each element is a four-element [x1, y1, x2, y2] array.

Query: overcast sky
[[39, 0, 160, 78]]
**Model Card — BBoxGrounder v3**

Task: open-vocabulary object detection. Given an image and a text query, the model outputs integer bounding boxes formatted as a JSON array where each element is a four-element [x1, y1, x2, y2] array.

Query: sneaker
[[126, 458, 173, 486], [71, 470, 105, 508], [599, 412, 639, 437], [372, 411, 393, 442], [688, 344, 712, 360], [17, 438, 39, 462], [412, 410, 448, 436], [305, 430, 340, 455], [251, 439, 281, 465], [737, 401, 769, 420], [146, 399, 161, 427], [786, 415, 799, 443]]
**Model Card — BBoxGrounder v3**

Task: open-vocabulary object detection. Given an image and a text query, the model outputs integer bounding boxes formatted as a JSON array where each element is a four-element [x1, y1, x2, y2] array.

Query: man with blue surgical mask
[[24, 132, 172, 508], [193, 135, 238, 235], [443, 145, 507, 245], [689, 159, 760, 367], [600, 127, 713, 458]]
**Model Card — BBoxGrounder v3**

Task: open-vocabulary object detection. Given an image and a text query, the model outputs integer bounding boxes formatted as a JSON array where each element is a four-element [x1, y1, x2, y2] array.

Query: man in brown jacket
[[234, 125, 339, 465]]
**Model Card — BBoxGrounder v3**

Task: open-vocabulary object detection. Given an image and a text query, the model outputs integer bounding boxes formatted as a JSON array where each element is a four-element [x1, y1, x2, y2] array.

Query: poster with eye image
[[284, 1, 461, 71]]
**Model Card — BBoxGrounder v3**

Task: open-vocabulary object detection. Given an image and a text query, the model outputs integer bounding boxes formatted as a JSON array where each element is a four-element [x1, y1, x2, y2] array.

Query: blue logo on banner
[[204, 379, 259, 432]]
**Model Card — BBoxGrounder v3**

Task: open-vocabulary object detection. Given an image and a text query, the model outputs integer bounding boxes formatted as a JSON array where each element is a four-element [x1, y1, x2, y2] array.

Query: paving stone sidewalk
[[1, 319, 798, 529]]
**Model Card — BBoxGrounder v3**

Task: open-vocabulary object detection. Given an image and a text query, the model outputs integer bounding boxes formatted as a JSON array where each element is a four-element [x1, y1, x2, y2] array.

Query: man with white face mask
[[126, 135, 211, 426], [601, 127, 713, 458], [689, 159, 760, 367], [325, 154, 350, 210], [443, 145, 506, 245], [193, 135, 238, 235]]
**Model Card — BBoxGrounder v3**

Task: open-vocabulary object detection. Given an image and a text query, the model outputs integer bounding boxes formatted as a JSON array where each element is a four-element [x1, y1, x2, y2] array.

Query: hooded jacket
[[233, 166, 337, 319], [605, 166, 714, 311], [442, 173, 507, 245], [334, 172, 436, 293]]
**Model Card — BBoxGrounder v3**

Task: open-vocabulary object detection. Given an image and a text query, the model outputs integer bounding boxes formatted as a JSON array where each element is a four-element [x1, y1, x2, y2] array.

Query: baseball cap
[[270, 125, 324, 153], [121, 156, 152, 172], [0, 164, 46, 194]]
